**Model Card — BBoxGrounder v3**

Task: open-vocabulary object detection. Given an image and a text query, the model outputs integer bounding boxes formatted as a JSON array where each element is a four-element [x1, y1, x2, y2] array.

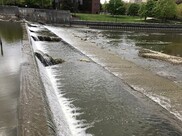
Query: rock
[[37, 35, 61, 42], [54, 58, 65, 64], [34, 50, 65, 66]]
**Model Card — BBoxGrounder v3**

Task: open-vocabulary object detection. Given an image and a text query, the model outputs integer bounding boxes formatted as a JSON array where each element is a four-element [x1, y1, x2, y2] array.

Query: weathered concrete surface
[[0, 6, 71, 24], [46, 26, 182, 122], [18, 24, 56, 136]]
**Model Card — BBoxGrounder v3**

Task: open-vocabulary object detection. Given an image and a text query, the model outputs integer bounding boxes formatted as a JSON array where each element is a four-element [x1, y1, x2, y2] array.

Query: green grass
[[73, 13, 144, 23]]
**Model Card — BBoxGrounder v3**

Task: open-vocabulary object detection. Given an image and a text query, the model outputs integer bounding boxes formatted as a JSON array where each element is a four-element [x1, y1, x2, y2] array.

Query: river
[[28, 24, 182, 136], [0, 21, 22, 136]]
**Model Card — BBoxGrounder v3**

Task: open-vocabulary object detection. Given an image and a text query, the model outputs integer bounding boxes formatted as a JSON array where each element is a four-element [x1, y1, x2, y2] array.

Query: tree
[[61, 0, 74, 11], [107, 0, 126, 15], [177, 3, 182, 19], [127, 3, 140, 16], [139, 0, 156, 21], [139, 3, 147, 20], [0, 0, 51, 8], [102, 1, 109, 13], [145, 0, 156, 17], [154, 0, 177, 21]]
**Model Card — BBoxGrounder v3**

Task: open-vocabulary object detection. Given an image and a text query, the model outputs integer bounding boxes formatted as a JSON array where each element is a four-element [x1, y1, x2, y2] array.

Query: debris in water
[[139, 48, 182, 64], [79, 58, 90, 62]]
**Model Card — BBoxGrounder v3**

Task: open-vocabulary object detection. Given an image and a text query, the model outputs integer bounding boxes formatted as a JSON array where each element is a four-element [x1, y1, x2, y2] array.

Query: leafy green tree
[[108, 0, 126, 15], [0, 0, 51, 8], [61, 0, 73, 11], [139, 0, 156, 21], [145, 0, 156, 17], [177, 3, 182, 19], [139, 3, 147, 20], [154, 0, 177, 21], [127, 3, 140, 16], [102, 1, 109, 13]]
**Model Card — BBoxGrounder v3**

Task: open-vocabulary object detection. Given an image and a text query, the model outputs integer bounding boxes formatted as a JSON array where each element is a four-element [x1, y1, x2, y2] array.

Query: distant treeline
[[0, 0, 53, 8]]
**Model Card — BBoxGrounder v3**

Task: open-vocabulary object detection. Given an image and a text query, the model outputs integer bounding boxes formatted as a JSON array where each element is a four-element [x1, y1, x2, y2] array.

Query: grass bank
[[73, 13, 144, 23], [73, 13, 182, 24]]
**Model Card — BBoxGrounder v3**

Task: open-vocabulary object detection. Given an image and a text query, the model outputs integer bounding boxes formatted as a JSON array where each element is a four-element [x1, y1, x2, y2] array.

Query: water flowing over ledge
[[28, 24, 93, 136], [19, 22, 182, 136], [18, 23, 56, 136]]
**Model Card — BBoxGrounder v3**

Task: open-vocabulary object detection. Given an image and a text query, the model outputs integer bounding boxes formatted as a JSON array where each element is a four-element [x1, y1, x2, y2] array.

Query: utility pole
[[0, 38, 3, 56]]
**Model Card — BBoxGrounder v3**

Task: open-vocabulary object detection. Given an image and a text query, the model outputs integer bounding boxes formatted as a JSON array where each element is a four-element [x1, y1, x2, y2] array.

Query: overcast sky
[[100, 0, 129, 4]]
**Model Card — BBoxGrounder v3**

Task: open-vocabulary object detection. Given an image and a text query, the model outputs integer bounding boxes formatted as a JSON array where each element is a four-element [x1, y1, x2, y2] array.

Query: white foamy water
[[27, 24, 92, 136], [130, 85, 182, 121], [46, 67, 92, 136]]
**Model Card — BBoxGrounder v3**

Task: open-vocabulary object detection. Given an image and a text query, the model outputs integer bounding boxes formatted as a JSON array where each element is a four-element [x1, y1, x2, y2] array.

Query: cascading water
[[28, 24, 92, 136], [26, 23, 182, 136]]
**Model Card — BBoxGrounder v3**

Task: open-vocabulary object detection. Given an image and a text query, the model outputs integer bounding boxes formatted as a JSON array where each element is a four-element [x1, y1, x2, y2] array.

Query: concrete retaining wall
[[0, 6, 19, 15], [71, 20, 182, 31], [19, 8, 71, 23], [0, 6, 71, 24]]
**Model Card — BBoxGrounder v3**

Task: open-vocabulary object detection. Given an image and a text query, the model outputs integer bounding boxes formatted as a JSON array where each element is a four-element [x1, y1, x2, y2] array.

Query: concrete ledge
[[18, 23, 56, 136]]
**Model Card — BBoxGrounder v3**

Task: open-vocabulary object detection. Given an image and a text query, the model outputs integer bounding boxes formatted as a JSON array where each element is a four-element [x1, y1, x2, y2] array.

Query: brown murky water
[[0, 21, 22, 136]]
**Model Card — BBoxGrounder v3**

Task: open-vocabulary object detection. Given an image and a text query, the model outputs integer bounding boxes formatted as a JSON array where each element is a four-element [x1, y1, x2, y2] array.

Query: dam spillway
[[1, 20, 182, 136], [27, 23, 182, 136]]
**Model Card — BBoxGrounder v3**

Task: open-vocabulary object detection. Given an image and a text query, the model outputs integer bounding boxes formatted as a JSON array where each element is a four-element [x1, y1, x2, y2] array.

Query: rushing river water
[[28, 25, 182, 136], [0, 21, 22, 136]]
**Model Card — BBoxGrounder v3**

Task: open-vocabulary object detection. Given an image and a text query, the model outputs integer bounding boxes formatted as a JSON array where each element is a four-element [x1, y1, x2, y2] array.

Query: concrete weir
[[46, 26, 182, 122], [18, 24, 56, 136], [17, 22, 182, 136], [15, 21, 182, 136]]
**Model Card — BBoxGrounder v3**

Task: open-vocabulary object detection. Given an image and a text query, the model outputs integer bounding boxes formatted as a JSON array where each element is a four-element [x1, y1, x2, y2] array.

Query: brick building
[[79, 0, 100, 14]]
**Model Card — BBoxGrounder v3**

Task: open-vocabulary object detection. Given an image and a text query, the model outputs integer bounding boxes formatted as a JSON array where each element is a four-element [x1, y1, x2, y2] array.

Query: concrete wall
[[19, 8, 71, 23], [0, 6, 19, 15], [0, 6, 71, 24], [71, 20, 182, 31]]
